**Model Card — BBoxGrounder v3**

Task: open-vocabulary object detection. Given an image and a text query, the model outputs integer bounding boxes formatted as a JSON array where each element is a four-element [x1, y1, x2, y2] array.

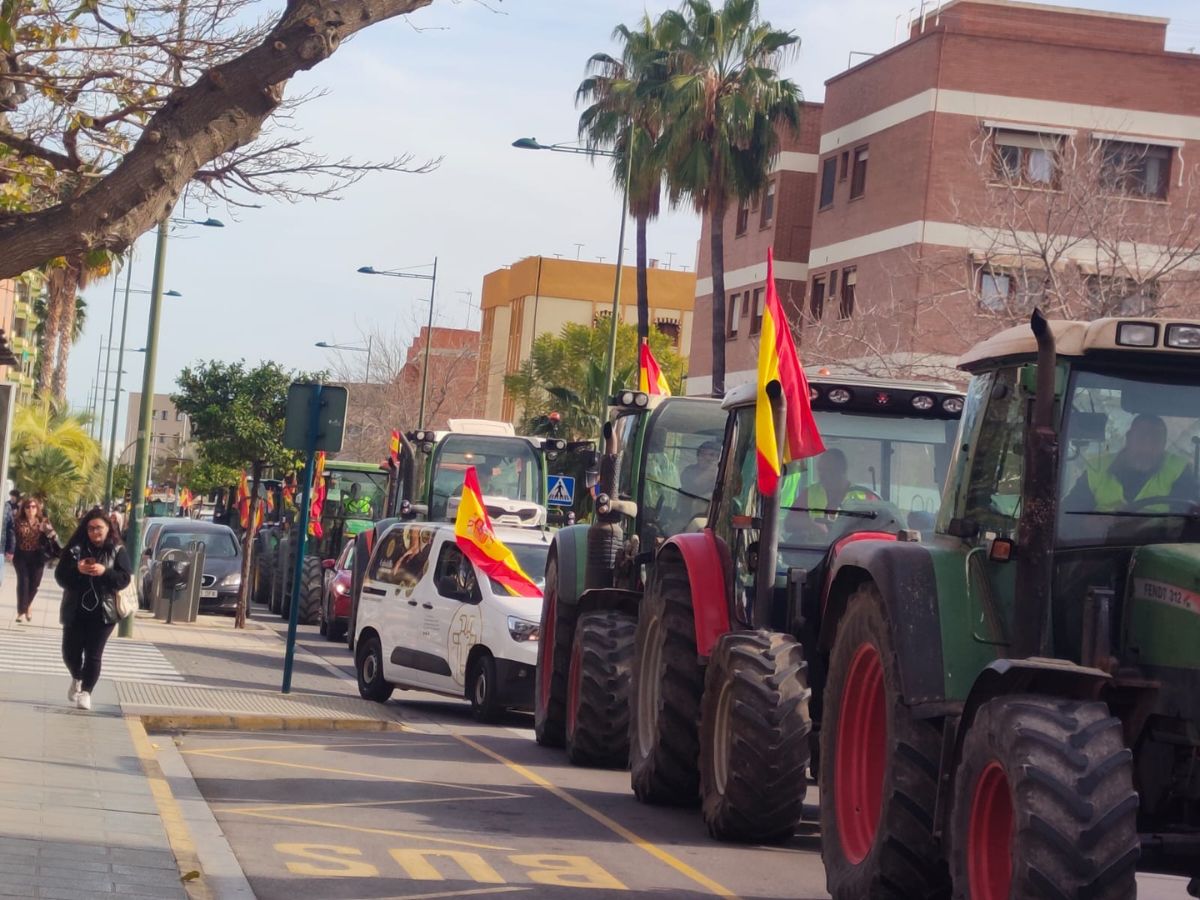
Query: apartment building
[[0, 277, 40, 404], [688, 0, 1200, 391], [122, 392, 194, 462]]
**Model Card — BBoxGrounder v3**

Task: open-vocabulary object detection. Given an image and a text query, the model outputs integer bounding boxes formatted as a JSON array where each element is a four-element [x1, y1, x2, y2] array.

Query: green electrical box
[[283, 383, 348, 453]]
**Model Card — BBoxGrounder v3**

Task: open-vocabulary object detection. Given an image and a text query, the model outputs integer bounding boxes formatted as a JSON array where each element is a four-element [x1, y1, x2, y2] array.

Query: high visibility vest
[[1085, 454, 1188, 512], [806, 483, 877, 517], [344, 496, 373, 516]]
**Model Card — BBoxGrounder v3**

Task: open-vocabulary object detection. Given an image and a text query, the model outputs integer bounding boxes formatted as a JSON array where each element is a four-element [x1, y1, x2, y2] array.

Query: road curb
[[138, 713, 406, 733]]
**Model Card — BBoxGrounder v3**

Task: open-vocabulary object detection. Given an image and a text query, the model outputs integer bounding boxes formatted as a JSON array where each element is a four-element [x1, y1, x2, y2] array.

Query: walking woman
[[6, 497, 59, 623], [55, 508, 132, 711]]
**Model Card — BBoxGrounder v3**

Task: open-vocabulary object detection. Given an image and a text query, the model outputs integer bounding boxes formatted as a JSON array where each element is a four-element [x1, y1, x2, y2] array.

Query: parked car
[[137, 520, 243, 614], [353, 521, 549, 721], [319, 539, 354, 642]]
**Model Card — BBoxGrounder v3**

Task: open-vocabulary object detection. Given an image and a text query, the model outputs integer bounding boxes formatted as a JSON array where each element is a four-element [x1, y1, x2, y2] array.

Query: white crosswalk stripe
[[0, 629, 184, 682]]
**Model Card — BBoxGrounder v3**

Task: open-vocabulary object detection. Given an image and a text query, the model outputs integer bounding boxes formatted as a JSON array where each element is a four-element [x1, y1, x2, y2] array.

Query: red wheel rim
[[566, 632, 582, 738], [538, 590, 556, 716], [834, 642, 886, 864], [968, 762, 1013, 900]]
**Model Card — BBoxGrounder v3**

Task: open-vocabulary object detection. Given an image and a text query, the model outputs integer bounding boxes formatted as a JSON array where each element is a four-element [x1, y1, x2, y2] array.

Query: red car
[[319, 540, 354, 641]]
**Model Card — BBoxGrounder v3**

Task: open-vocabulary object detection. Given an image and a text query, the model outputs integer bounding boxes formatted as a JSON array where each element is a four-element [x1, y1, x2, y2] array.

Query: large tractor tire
[[253, 533, 276, 605], [819, 582, 948, 900], [949, 696, 1138, 900], [299, 556, 324, 625], [699, 630, 811, 844], [565, 611, 637, 769], [629, 558, 705, 805], [534, 549, 578, 748]]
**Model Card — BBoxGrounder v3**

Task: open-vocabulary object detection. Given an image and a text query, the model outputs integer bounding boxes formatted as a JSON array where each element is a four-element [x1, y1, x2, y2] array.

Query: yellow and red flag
[[389, 429, 401, 464], [638, 338, 671, 396], [308, 452, 327, 539], [454, 467, 541, 598], [756, 248, 825, 494], [236, 472, 250, 528]]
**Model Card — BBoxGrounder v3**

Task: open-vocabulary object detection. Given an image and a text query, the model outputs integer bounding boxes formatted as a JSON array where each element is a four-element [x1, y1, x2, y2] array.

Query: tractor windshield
[[430, 435, 543, 521], [637, 399, 727, 540], [776, 409, 958, 555], [1057, 367, 1200, 548], [325, 469, 388, 522]]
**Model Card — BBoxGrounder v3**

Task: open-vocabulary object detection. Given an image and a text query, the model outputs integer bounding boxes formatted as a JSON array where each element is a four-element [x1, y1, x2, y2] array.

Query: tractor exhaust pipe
[[1013, 309, 1060, 659], [752, 380, 787, 630]]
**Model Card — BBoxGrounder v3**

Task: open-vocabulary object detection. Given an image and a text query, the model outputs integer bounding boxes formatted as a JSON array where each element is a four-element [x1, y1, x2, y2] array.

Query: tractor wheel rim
[[566, 633, 582, 739], [834, 642, 886, 865], [637, 615, 663, 750], [713, 678, 733, 797], [968, 762, 1013, 900], [538, 589, 556, 716]]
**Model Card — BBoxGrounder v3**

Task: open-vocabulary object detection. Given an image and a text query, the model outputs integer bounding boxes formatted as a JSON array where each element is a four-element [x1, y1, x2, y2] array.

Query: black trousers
[[13, 550, 45, 617], [62, 618, 116, 693]]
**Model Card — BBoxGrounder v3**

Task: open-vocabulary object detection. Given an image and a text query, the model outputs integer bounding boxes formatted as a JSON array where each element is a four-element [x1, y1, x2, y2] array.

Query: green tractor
[[627, 374, 964, 844], [535, 390, 727, 765]]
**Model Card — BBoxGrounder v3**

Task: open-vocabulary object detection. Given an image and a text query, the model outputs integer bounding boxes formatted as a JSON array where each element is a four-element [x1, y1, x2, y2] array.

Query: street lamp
[[123, 214, 222, 637], [357, 260, 439, 428], [513, 136, 631, 424], [315, 337, 374, 384]]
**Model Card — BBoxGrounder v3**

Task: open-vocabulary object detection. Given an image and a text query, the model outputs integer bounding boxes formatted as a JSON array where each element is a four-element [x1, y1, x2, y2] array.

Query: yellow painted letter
[[511, 854, 626, 890], [275, 843, 378, 877], [389, 849, 506, 884]]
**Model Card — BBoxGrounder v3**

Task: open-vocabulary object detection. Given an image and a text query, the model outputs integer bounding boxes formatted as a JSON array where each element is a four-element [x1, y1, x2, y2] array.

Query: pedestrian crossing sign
[[547, 475, 575, 506]]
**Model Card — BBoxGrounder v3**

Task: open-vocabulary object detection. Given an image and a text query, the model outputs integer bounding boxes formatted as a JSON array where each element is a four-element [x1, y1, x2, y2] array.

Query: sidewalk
[[0, 566, 401, 899]]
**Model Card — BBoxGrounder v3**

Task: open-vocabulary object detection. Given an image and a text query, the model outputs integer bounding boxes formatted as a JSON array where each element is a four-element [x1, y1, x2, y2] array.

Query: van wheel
[[470, 654, 503, 723], [356, 635, 393, 703]]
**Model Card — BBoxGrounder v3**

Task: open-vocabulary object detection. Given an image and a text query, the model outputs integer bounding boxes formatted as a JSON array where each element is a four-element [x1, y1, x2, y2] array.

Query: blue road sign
[[547, 475, 575, 506]]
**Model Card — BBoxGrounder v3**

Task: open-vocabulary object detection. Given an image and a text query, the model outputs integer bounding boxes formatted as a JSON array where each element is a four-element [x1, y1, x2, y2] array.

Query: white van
[[353, 521, 550, 721]]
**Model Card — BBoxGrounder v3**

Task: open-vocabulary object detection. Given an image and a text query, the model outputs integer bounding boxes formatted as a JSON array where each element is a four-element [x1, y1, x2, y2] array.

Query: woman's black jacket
[[55, 544, 133, 627]]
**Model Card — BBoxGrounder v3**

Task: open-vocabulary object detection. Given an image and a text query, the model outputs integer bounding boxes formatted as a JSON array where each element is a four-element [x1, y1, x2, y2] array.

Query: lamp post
[[315, 337, 374, 384], [357, 260, 439, 428], [512, 137, 630, 423], [122, 215, 221, 638]]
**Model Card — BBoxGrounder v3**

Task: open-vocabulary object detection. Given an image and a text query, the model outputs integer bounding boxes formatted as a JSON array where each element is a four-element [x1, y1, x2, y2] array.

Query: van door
[[375, 524, 439, 686], [421, 538, 484, 694]]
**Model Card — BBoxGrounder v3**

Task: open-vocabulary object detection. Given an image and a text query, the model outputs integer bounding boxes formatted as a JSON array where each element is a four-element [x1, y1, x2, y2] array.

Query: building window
[[977, 267, 1045, 312], [979, 269, 1012, 311], [819, 158, 837, 209], [839, 151, 849, 181], [809, 277, 826, 320], [655, 319, 681, 347], [176, 411, 185, 422], [162, 410, 169, 421], [760, 180, 776, 227], [735, 198, 750, 236], [840, 269, 857, 319], [750, 288, 765, 335], [1100, 140, 1171, 199], [726, 292, 741, 338], [992, 130, 1060, 187], [1086, 276, 1159, 315], [849, 146, 869, 199]]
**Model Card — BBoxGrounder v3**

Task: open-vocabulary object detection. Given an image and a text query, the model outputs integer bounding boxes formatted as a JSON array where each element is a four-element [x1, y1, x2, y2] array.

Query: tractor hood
[[1125, 543, 1200, 671], [445, 494, 547, 529]]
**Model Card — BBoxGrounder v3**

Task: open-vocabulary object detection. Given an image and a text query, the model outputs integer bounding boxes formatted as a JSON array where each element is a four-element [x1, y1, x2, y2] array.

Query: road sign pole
[[282, 384, 322, 694]]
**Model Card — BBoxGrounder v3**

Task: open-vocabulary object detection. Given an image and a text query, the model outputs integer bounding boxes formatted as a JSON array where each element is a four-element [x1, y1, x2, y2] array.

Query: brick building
[[688, 0, 1200, 391]]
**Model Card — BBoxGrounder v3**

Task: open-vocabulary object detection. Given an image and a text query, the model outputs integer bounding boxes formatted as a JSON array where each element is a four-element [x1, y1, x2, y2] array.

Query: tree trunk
[[235, 461, 262, 629], [635, 212, 650, 343], [51, 255, 82, 404], [38, 263, 71, 396], [0, 0, 435, 281], [709, 192, 728, 398]]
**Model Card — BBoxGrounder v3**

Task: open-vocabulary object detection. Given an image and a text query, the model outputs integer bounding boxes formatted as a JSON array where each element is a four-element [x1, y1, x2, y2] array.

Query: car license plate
[[200, 589, 218, 598]]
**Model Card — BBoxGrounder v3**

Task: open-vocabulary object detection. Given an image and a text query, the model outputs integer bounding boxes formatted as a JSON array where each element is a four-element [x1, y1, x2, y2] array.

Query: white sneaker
[[68, 679, 82, 702], [76, 691, 91, 711]]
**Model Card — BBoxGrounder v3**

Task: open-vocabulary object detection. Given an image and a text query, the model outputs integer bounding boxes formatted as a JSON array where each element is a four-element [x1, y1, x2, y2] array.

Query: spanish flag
[[308, 452, 327, 539], [638, 338, 671, 396], [454, 468, 541, 598], [389, 429, 401, 464], [236, 472, 250, 528], [756, 248, 824, 495]]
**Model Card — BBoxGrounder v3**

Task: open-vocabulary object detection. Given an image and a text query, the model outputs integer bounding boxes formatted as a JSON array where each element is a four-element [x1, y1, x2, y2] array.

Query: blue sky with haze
[[69, 0, 1200, 439]]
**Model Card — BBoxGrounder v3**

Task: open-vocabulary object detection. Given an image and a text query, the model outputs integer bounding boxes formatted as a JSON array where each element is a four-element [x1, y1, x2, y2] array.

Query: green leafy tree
[[504, 321, 684, 440], [657, 0, 802, 396], [173, 360, 323, 627], [578, 15, 670, 343], [9, 401, 103, 533]]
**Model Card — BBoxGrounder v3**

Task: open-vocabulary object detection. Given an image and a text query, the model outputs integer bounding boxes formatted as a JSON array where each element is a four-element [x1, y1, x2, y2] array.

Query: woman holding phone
[[54, 508, 132, 710]]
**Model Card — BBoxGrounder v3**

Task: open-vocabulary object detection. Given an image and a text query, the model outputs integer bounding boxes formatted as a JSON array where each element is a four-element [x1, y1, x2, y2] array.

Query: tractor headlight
[[828, 388, 852, 405], [911, 394, 934, 411], [1116, 322, 1158, 347], [1165, 324, 1200, 349], [507, 616, 540, 642], [942, 396, 965, 414]]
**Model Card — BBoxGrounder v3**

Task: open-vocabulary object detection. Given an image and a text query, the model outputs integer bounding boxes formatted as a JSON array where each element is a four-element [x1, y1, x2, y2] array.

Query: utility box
[[151, 542, 206, 623]]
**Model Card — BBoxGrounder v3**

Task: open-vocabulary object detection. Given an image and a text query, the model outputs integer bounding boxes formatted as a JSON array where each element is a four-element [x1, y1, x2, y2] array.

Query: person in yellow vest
[[343, 482, 374, 518], [784, 448, 880, 522], [1065, 414, 1198, 513]]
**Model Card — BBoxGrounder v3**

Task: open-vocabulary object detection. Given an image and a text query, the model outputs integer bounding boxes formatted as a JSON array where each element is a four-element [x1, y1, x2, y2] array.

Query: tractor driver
[[1065, 413, 1198, 513], [787, 448, 880, 522], [343, 482, 374, 518]]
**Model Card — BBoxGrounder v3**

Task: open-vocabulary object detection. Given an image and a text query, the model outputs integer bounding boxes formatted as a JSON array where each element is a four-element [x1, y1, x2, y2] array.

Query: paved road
[[175, 614, 1194, 900]]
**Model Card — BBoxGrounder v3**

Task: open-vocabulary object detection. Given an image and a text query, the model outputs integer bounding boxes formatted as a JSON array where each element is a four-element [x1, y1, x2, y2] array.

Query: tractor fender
[[577, 587, 642, 619], [964, 657, 1111, 715], [659, 530, 730, 660], [821, 539, 947, 707], [552, 524, 591, 606]]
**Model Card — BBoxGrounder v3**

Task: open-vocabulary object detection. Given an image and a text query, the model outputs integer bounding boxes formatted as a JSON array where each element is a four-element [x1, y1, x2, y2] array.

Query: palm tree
[[657, 0, 802, 397], [10, 400, 103, 532], [35, 248, 110, 403], [577, 15, 670, 343]]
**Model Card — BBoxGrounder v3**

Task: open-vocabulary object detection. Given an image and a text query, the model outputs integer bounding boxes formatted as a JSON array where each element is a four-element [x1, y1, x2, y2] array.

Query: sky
[[69, 0, 1200, 440]]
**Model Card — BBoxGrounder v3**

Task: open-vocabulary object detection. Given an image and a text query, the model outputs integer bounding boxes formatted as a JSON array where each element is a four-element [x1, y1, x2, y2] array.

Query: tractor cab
[[318, 462, 389, 554]]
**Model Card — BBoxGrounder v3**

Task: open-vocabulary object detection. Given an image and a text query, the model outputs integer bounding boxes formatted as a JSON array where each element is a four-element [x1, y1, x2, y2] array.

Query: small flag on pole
[[638, 338, 671, 396], [389, 429, 401, 464], [454, 468, 541, 597], [756, 247, 825, 495]]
